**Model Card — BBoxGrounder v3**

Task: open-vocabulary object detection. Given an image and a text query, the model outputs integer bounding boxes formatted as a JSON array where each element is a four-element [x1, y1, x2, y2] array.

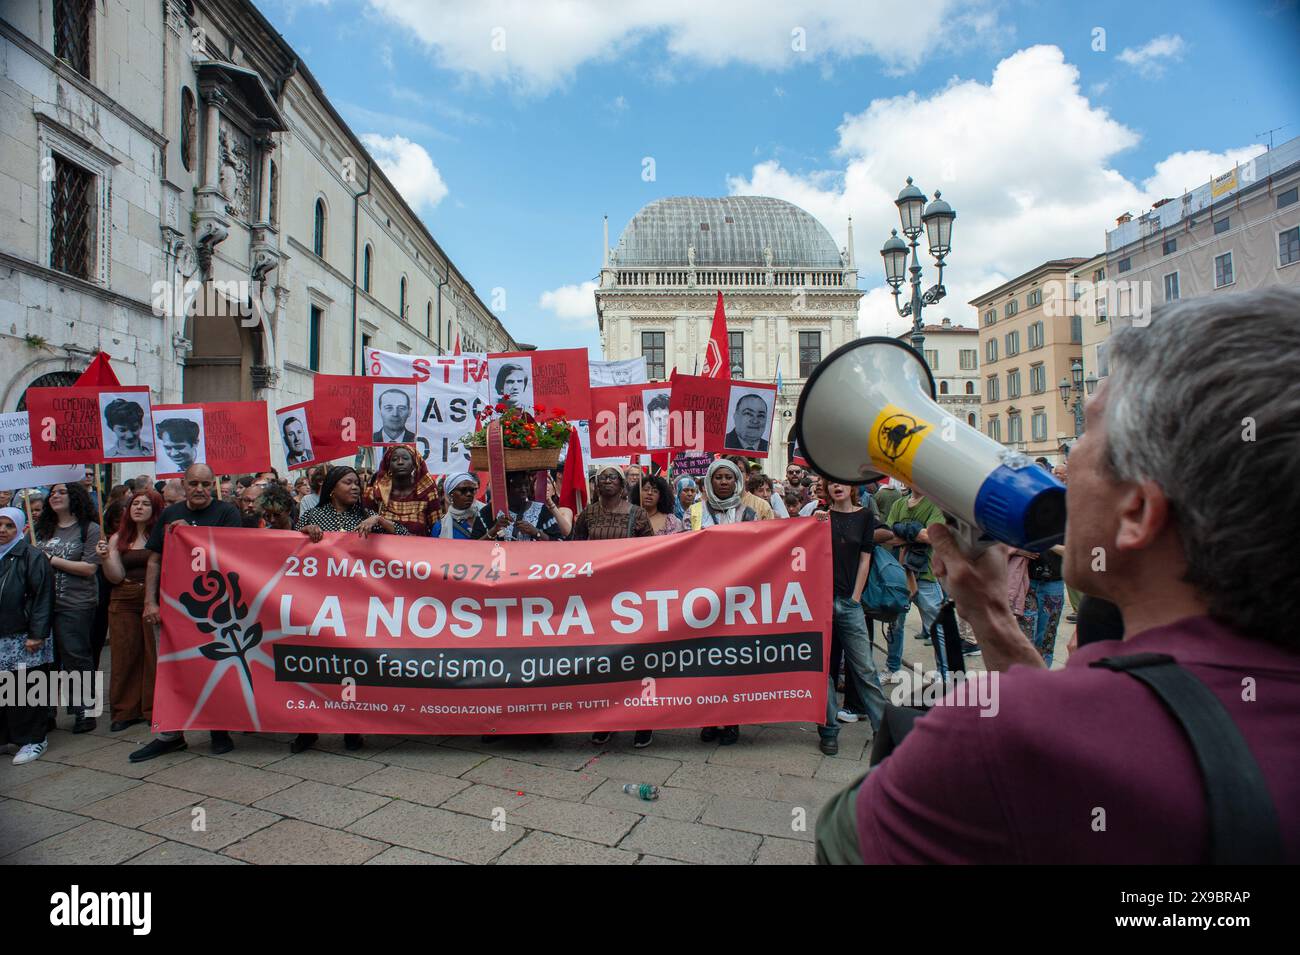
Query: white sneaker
[[13, 740, 48, 765], [835, 709, 860, 723], [881, 670, 903, 684]]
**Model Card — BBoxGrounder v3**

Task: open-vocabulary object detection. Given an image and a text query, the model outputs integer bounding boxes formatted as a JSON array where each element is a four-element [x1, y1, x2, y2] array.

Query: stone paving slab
[[463, 756, 604, 800], [223, 819, 387, 865], [756, 835, 817, 865], [125, 841, 248, 865], [141, 797, 282, 851], [4, 819, 164, 864], [498, 830, 639, 865], [346, 800, 523, 864], [772, 774, 855, 808], [441, 783, 641, 846], [0, 798, 86, 856], [363, 846, 464, 865], [3, 764, 141, 812], [261, 749, 386, 787], [580, 750, 683, 785], [584, 778, 713, 822], [440, 734, 598, 771], [371, 740, 492, 776], [51, 739, 198, 779], [705, 735, 826, 777], [253, 780, 391, 829], [144, 757, 301, 804], [80, 782, 202, 828], [0, 757, 62, 795], [347, 765, 471, 807], [665, 761, 780, 799], [618, 815, 762, 865], [699, 793, 819, 842], [37, 728, 120, 760]]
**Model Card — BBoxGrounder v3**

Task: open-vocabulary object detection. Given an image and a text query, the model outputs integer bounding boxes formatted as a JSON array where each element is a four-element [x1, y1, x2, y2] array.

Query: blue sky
[[258, 0, 1300, 349]]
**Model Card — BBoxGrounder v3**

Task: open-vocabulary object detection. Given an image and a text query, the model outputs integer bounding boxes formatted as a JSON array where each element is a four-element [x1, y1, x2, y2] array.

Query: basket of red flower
[[464, 403, 571, 471]]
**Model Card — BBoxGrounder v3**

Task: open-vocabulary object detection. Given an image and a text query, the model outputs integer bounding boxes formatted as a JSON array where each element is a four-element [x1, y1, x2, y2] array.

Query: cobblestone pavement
[[0, 611, 1073, 865]]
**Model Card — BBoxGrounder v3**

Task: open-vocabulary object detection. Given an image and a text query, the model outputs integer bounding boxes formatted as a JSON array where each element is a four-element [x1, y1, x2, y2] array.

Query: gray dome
[[613, 196, 843, 269]]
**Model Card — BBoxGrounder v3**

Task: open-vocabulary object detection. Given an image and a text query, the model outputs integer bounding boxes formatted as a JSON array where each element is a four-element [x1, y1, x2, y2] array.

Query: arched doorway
[[183, 287, 263, 403]]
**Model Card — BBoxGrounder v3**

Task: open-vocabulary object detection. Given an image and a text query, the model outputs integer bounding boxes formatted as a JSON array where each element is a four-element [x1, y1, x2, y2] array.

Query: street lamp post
[[1058, 358, 1099, 438], [881, 178, 955, 356]]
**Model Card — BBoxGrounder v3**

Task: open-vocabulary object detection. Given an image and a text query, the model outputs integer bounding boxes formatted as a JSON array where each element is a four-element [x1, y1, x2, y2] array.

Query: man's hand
[[24, 638, 43, 654], [142, 602, 161, 626], [928, 523, 1045, 672]]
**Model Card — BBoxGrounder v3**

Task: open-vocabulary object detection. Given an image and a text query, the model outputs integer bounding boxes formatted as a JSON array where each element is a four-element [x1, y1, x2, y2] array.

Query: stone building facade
[[595, 196, 863, 476], [894, 318, 981, 430], [0, 0, 514, 473]]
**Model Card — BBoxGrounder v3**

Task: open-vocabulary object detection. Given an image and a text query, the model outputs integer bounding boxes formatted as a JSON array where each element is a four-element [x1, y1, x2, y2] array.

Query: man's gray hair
[[1104, 288, 1300, 648]]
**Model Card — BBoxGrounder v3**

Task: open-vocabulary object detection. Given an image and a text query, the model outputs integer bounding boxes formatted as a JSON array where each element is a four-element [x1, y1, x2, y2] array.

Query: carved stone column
[[194, 85, 231, 276]]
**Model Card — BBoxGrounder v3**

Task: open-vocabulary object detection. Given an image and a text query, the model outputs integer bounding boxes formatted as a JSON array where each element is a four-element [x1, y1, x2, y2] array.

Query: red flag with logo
[[701, 291, 731, 379]]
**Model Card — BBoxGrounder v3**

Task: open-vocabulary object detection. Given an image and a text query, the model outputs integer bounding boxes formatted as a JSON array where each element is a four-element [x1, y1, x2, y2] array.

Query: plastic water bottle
[[623, 782, 660, 801]]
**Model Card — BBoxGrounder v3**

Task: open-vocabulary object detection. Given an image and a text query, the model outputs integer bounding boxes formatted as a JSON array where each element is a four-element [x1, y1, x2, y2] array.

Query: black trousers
[[1, 664, 52, 746]]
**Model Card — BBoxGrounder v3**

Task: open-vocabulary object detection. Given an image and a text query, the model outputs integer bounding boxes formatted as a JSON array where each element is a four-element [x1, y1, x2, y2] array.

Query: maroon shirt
[[856, 616, 1300, 863]]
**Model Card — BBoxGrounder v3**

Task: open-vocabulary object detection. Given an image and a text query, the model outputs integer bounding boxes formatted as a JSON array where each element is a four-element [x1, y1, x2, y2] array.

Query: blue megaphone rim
[[794, 336, 937, 486]]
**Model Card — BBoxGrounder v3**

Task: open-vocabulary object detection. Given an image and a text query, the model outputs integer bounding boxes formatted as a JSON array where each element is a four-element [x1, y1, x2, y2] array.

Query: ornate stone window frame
[[36, 113, 116, 287]]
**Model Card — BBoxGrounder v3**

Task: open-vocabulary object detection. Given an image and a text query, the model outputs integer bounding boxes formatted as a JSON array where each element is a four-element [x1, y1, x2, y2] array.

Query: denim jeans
[[1018, 578, 1065, 667], [886, 579, 950, 678], [822, 597, 887, 738]]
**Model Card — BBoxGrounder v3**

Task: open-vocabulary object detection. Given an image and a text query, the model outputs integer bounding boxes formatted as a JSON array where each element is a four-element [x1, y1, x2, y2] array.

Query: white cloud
[[724, 45, 1262, 337], [1117, 34, 1186, 78], [365, 0, 998, 94], [538, 281, 599, 329], [359, 133, 449, 211]]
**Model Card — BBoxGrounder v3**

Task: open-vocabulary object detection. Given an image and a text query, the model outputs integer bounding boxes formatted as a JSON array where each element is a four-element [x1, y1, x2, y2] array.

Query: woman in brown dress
[[571, 466, 655, 748], [97, 489, 163, 732]]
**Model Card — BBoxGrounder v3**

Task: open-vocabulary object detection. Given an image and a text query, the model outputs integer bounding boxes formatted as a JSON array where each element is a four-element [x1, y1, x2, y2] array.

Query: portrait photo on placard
[[723, 386, 773, 453], [99, 391, 154, 459], [154, 409, 205, 475], [489, 356, 535, 411], [643, 387, 672, 449], [372, 382, 418, 445], [278, 407, 314, 469]]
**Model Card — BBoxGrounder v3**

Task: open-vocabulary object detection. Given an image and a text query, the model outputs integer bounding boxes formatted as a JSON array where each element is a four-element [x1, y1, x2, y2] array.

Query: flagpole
[[23, 491, 35, 543]]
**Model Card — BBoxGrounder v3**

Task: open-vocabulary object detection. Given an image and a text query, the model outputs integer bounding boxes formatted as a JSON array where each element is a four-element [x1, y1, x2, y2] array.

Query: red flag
[[558, 427, 587, 513], [453, 333, 461, 355], [701, 291, 731, 379], [74, 352, 121, 387]]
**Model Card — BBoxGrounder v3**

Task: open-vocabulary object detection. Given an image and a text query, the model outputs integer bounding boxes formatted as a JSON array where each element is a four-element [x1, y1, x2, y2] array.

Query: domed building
[[596, 196, 863, 474]]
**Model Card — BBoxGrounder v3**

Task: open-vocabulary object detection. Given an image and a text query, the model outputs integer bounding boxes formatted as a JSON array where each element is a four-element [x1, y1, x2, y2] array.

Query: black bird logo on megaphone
[[794, 336, 1066, 551]]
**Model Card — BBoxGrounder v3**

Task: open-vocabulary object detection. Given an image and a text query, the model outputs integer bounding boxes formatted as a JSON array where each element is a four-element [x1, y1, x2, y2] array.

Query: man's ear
[[1115, 479, 1172, 552]]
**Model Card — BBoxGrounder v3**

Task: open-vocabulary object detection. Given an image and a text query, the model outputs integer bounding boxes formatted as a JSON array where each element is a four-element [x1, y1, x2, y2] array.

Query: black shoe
[[589, 732, 612, 745], [719, 725, 740, 745], [72, 716, 97, 734], [209, 730, 234, 755], [633, 730, 653, 749], [699, 726, 721, 743], [110, 719, 143, 732], [289, 733, 318, 754], [961, 641, 982, 656], [129, 737, 187, 763], [343, 734, 364, 751], [820, 737, 839, 756]]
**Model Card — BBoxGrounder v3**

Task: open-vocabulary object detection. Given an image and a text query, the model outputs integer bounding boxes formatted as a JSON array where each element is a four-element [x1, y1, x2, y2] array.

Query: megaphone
[[795, 336, 1066, 552]]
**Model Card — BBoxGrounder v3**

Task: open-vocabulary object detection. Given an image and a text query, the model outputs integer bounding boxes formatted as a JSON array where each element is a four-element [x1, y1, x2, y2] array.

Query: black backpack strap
[[1091, 652, 1282, 864]]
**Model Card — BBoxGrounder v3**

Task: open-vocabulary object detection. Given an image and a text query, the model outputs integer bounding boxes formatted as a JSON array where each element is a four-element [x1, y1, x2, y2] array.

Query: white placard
[[0, 412, 85, 491]]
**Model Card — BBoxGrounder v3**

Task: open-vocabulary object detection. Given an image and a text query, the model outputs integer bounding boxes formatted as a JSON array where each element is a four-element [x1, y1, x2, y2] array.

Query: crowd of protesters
[[0, 448, 989, 765]]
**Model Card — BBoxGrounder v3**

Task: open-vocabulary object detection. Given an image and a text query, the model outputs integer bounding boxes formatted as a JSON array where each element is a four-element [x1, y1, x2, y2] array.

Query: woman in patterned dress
[[364, 444, 442, 536]]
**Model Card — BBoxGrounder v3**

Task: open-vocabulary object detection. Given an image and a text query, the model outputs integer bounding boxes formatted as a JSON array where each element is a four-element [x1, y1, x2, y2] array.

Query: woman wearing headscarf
[[364, 444, 442, 536], [0, 507, 54, 764], [573, 466, 654, 748], [293, 466, 409, 755], [98, 489, 163, 732], [687, 458, 758, 530], [687, 459, 758, 745], [34, 482, 102, 734], [673, 476, 697, 520], [431, 472, 491, 540]]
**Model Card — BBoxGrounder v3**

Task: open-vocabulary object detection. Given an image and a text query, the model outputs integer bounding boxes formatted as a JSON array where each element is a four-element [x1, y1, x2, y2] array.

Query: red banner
[[153, 520, 831, 734], [587, 383, 660, 457], [488, 349, 591, 420], [152, 402, 271, 478], [667, 374, 777, 458], [27, 385, 155, 465]]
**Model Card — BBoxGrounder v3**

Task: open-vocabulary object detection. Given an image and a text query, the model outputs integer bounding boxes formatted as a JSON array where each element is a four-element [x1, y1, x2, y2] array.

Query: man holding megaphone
[[809, 289, 1300, 864]]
